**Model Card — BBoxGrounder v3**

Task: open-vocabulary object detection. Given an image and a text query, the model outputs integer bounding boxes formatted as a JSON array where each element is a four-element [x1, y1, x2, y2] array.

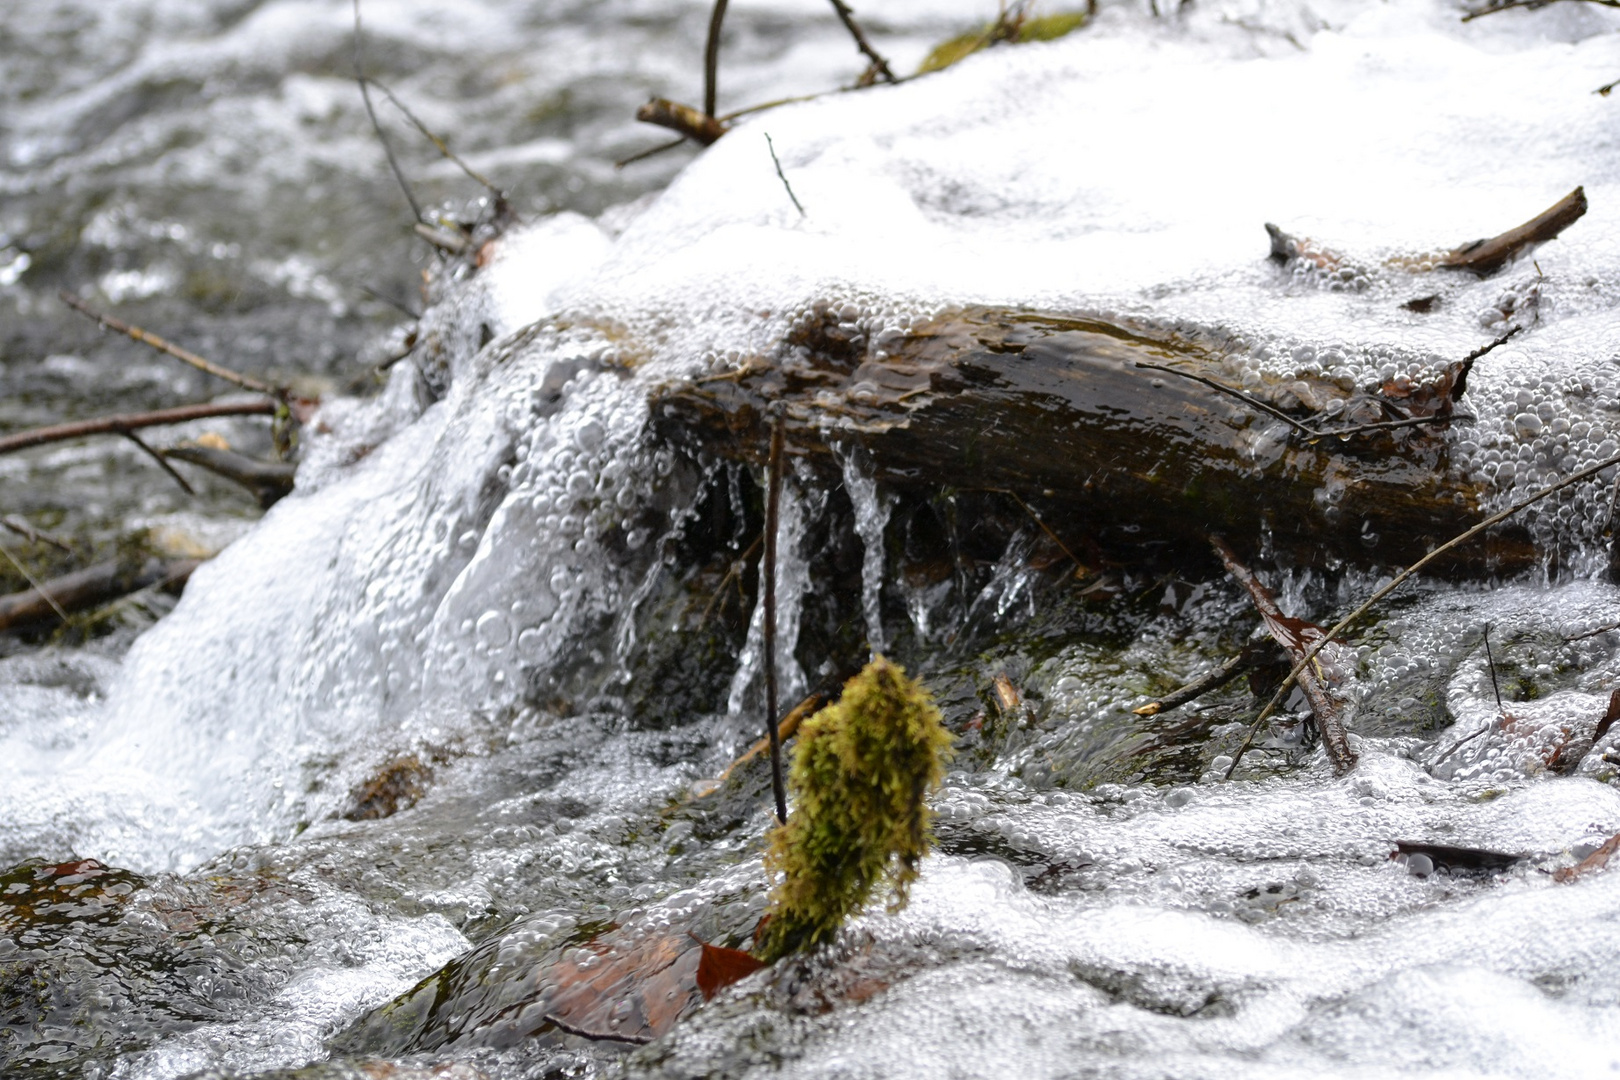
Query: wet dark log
[[165, 445, 297, 508], [653, 306, 1536, 574], [0, 558, 200, 632]]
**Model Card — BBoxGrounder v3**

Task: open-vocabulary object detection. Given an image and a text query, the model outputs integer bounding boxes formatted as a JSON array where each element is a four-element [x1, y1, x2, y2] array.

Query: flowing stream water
[[7, 1, 1620, 1078]]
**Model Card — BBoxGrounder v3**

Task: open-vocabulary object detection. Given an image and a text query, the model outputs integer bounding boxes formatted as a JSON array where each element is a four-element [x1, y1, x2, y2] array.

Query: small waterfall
[[837, 444, 894, 656], [725, 479, 812, 725]]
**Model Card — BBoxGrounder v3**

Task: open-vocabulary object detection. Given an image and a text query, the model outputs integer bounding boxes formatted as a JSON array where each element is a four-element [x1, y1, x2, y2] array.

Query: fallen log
[[653, 305, 1537, 574], [0, 558, 199, 632]]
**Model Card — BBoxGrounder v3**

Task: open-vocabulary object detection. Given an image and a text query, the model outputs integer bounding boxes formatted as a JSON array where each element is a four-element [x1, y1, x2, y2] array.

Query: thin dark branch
[[353, 0, 423, 222], [1463, 0, 1620, 20], [0, 545, 68, 622], [1464, 325, 1523, 364], [704, 0, 730, 119], [60, 291, 281, 397], [764, 416, 789, 825], [827, 0, 897, 83], [0, 516, 72, 553], [362, 76, 507, 204], [764, 133, 806, 217], [356, 282, 418, 318], [615, 136, 689, 169], [542, 1014, 652, 1046], [0, 401, 277, 456], [1226, 447, 1620, 777], [1598, 74, 1620, 96], [1483, 624, 1506, 716], [1134, 361, 1319, 437], [121, 431, 195, 496]]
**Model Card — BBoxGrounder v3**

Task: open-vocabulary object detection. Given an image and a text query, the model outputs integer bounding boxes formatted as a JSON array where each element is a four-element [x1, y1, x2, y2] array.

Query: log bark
[[653, 305, 1536, 574], [0, 558, 199, 632]]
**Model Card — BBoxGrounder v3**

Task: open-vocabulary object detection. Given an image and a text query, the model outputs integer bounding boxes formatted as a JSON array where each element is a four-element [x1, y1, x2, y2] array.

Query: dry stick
[[0, 401, 278, 456], [121, 431, 195, 496], [1440, 187, 1587, 276], [764, 134, 806, 217], [59, 291, 280, 397], [1134, 649, 1256, 717], [352, 0, 422, 222], [0, 545, 68, 622], [827, 0, 897, 83], [0, 517, 72, 553], [362, 77, 507, 202], [704, 0, 730, 120], [763, 416, 789, 824], [1211, 535, 1358, 775], [1225, 448, 1620, 778]]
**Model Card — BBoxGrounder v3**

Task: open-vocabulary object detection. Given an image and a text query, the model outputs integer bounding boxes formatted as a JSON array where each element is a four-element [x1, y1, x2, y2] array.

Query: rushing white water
[[6, 1, 1620, 1077]]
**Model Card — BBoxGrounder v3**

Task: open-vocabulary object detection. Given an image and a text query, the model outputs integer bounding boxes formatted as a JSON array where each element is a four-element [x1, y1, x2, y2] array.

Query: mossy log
[[653, 306, 1536, 574]]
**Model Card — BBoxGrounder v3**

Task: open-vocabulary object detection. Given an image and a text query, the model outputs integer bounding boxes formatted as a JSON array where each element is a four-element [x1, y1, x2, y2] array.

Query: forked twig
[[353, 0, 422, 221], [121, 431, 195, 496]]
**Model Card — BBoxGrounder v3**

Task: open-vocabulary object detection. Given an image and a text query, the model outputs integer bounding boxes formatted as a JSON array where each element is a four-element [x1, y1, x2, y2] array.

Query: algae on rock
[[756, 656, 953, 962]]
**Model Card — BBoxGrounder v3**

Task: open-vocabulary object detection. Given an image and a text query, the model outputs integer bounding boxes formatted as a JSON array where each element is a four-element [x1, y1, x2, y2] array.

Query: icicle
[[837, 444, 894, 656]]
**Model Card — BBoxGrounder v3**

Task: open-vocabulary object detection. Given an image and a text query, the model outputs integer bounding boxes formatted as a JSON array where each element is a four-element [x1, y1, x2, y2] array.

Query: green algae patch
[[756, 656, 953, 962], [917, 10, 1089, 76]]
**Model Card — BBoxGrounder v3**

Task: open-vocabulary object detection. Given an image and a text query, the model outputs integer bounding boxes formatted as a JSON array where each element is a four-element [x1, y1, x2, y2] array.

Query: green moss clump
[[756, 656, 953, 961], [916, 9, 1089, 75]]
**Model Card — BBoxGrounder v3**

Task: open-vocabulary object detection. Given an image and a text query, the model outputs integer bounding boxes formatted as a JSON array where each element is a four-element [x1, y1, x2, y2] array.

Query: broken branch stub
[[654, 305, 1535, 575], [636, 98, 728, 145]]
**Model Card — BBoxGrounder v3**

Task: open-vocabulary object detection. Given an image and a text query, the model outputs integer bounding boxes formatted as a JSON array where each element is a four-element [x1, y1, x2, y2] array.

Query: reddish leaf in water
[[695, 942, 764, 1000], [1594, 688, 1620, 747], [527, 929, 767, 1045], [1554, 832, 1620, 884]]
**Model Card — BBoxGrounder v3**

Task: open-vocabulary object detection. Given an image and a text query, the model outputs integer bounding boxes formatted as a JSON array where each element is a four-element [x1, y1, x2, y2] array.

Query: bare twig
[[0, 517, 72, 553], [1134, 361, 1320, 438], [121, 431, 195, 496], [0, 545, 68, 622], [827, 0, 897, 84], [636, 98, 728, 145], [704, 0, 730, 119], [353, 0, 422, 221], [0, 401, 277, 456], [1134, 648, 1256, 717], [1211, 535, 1357, 775], [1483, 624, 1506, 715], [1463, 0, 1619, 21], [764, 416, 789, 824], [59, 291, 281, 397], [1226, 448, 1620, 777], [700, 692, 826, 794], [764, 134, 806, 217], [362, 77, 506, 203]]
